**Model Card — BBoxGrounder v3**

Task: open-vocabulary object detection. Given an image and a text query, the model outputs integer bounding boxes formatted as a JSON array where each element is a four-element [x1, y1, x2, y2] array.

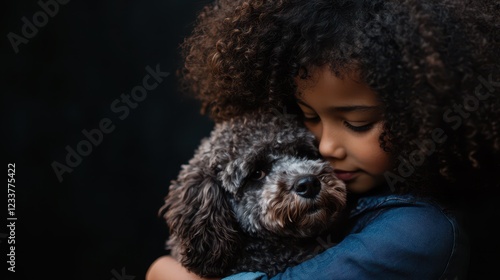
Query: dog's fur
[[160, 113, 347, 278]]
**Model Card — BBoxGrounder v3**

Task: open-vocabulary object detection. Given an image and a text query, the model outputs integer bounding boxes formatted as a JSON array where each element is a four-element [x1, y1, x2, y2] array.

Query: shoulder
[[351, 194, 464, 251], [352, 193, 460, 234], [346, 193, 469, 278]]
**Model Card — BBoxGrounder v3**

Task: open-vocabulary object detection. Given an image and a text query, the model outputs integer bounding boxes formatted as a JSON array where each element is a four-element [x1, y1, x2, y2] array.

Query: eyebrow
[[295, 98, 381, 112]]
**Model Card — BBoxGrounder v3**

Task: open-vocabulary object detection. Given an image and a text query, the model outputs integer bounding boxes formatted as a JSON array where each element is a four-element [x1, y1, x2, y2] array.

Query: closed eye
[[343, 121, 375, 132], [302, 115, 320, 123]]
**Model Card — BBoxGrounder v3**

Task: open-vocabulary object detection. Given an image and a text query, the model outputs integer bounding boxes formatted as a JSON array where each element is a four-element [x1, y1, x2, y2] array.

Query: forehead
[[294, 66, 380, 107]]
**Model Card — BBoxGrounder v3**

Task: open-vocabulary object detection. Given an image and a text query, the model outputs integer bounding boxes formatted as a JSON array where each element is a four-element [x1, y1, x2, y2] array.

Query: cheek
[[353, 132, 392, 174], [362, 145, 391, 174]]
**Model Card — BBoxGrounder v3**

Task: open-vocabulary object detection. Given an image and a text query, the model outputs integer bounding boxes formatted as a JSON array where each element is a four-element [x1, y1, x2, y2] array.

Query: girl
[[147, 0, 500, 279]]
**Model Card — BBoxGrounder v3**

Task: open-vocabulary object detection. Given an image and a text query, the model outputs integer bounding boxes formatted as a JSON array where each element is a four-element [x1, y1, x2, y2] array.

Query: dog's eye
[[250, 170, 267, 181]]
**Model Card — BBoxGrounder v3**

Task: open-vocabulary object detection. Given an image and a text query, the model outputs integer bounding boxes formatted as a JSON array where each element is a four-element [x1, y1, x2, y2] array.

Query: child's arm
[[146, 255, 220, 280], [147, 198, 467, 280], [223, 200, 468, 280]]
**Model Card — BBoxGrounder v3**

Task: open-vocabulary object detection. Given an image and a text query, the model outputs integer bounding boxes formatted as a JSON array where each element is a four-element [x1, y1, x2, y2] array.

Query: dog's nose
[[293, 176, 321, 198]]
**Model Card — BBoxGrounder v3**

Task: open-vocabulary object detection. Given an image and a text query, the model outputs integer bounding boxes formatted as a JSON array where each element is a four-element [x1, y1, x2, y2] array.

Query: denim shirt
[[223, 192, 470, 280]]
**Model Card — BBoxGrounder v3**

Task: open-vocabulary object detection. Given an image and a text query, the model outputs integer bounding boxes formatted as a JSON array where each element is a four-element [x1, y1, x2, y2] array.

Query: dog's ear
[[160, 163, 241, 277]]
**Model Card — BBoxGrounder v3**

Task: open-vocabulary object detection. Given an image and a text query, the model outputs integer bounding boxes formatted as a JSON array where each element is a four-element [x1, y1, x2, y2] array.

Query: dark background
[[2, 1, 499, 280], [3, 0, 214, 279]]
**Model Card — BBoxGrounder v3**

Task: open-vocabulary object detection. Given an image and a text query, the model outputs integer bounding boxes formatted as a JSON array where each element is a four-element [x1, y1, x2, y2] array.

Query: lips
[[334, 170, 358, 182]]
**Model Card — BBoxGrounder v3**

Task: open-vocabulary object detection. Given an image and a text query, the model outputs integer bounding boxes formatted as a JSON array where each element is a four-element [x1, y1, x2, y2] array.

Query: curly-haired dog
[[160, 113, 347, 278]]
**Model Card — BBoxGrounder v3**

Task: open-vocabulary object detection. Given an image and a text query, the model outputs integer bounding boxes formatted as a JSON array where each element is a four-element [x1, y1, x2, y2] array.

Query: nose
[[318, 127, 346, 160], [293, 176, 321, 198]]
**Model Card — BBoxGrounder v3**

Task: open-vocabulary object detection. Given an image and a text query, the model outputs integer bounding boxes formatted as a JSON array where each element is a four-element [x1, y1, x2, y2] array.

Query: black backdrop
[[3, 1, 214, 279], [2, 1, 499, 280]]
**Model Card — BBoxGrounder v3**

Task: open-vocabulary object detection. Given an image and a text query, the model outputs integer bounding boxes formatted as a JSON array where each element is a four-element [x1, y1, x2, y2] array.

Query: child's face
[[295, 66, 392, 193]]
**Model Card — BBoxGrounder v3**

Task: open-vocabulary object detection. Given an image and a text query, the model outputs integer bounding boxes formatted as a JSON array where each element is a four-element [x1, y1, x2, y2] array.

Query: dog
[[159, 112, 347, 278]]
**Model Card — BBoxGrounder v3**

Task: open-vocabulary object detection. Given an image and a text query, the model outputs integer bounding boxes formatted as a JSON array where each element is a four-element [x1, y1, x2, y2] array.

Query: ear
[[160, 164, 241, 277]]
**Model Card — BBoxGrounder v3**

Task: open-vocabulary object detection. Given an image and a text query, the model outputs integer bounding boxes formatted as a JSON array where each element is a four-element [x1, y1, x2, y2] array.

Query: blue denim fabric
[[223, 192, 469, 280]]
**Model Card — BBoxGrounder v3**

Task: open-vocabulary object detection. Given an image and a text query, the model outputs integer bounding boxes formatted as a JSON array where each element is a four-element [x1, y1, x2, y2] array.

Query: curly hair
[[176, 0, 500, 196]]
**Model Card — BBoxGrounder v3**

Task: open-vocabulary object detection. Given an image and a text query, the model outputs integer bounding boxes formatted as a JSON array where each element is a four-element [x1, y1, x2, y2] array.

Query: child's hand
[[146, 256, 221, 280]]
